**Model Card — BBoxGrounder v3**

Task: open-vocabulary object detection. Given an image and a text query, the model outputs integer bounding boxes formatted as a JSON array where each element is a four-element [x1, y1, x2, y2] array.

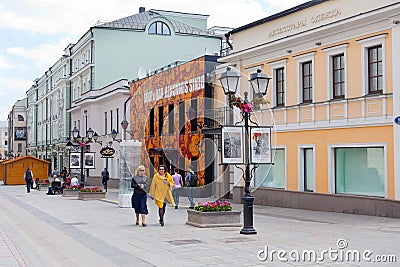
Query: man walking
[[101, 167, 110, 192], [185, 168, 197, 208], [24, 167, 33, 193]]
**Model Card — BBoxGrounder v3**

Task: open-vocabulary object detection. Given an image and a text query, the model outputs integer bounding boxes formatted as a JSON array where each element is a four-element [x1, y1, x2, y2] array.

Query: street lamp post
[[67, 127, 94, 184], [219, 67, 271, 235]]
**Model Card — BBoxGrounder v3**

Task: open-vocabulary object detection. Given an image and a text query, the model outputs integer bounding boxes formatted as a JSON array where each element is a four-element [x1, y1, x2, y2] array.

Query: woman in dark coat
[[131, 165, 148, 226]]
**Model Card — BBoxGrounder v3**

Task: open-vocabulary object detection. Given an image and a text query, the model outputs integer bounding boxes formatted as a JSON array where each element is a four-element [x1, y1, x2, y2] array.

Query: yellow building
[[218, 0, 400, 217]]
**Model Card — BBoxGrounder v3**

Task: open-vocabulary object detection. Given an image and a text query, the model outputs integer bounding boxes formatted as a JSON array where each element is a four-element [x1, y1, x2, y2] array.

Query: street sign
[[100, 146, 115, 158], [395, 116, 400, 125]]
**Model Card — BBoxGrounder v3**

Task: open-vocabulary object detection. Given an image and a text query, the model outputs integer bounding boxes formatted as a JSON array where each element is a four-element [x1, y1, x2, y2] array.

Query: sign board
[[100, 146, 115, 158]]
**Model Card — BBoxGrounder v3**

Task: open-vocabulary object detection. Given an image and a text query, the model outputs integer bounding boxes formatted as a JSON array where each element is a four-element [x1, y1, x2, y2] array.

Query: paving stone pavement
[[0, 183, 399, 267]]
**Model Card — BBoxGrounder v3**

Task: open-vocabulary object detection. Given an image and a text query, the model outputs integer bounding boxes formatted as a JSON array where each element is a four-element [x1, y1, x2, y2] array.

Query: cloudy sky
[[0, 0, 307, 121]]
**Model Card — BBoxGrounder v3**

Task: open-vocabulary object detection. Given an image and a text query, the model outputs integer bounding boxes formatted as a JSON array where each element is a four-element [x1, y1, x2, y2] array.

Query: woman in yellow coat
[[149, 165, 175, 226]]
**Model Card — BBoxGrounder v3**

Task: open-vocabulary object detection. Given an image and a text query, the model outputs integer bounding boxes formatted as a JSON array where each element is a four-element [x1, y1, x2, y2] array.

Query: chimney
[[139, 7, 145, 13]]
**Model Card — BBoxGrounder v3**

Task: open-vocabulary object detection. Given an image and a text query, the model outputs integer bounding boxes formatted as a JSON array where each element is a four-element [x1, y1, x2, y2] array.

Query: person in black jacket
[[24, 167, 33, 193], [101, 167, 109, 192], [131, 165, 148, 227]]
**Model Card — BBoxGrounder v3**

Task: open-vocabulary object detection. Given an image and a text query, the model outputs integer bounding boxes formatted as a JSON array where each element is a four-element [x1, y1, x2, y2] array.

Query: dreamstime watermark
[[257, 238, 397, 263]]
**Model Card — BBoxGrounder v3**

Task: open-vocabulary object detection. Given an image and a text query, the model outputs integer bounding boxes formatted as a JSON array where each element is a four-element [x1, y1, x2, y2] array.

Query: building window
[[303, 148, 315, 192], [149, 108, 154, 136], [255, 148, 285, 188], [275, 67, 285, 107], [190, 99, 198, 132], [110, 110, 113, 132], [324, 44, 348, 100], [179, 102, 185, 135], [17, 143, 22, 152], [158, 106, 164, 136], [116, 108, 119, 133], [332, 54, 345, 99], [104, 112, 107, 134], [335, 147, 384, 197], [148, 21, 171, 35], [368, 45, 383, 94], [18, 115, 24, 121], [168, 104, 174, 134], [302, 61, 312, 103], [357, 34, 386, 96], [5, 140, 7, 145], [295, 53, 314, 104]]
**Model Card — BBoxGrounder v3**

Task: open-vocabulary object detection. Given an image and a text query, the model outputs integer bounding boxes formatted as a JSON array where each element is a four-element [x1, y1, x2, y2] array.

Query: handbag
[[32, 180, 37, 188]]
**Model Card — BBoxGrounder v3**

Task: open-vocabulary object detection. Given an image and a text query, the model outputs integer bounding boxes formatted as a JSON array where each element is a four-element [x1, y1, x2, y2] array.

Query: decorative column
[[119, 140, 142, 207]]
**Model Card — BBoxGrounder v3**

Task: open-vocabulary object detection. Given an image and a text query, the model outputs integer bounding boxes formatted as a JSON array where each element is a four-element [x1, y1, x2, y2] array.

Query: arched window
[[148, 21, 171, 35], [18, 115, 24, 121]]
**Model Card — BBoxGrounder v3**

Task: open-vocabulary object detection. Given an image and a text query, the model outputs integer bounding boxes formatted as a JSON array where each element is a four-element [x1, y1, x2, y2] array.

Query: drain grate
[[63, 222, 87, 226], [167, 239, 202, 246]]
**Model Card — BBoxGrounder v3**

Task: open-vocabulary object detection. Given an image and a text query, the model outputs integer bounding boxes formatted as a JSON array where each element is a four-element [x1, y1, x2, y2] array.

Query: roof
[[5, 156, 50, 165], [96, 9, 215, 36], [230, 0, 329, 34]]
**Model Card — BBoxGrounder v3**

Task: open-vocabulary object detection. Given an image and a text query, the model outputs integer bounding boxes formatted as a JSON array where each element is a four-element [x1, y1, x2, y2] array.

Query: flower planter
[[186, 209, 241, 228], [62, 189, 79, 197], [78, 191, 106, 200]]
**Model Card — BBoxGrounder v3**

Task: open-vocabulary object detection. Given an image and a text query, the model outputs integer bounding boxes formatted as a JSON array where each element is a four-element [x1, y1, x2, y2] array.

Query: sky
[[0, 0, 307, 121]]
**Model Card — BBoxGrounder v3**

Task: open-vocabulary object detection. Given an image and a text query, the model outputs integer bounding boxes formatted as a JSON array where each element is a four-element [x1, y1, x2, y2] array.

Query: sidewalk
[[0, 183, 399, 266]]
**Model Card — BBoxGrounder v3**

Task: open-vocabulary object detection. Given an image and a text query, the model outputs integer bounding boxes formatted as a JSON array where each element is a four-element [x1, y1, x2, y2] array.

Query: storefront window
[[255, 148, 285, 188], [335, 147, 384, 197]]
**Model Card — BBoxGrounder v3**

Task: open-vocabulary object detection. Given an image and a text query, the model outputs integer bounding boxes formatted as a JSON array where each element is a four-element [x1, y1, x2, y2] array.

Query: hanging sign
[[100, 146, 115, 158]]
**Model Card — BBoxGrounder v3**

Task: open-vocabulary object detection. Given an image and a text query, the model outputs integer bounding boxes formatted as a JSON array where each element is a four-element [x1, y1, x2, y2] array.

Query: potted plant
[[62, 185, 81, 197], [186, 200, 241, 228], [77, 187, 106, 200]]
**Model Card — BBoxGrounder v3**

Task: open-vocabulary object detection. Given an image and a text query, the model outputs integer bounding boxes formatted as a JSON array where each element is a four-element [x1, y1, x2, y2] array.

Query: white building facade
[[7, 99, 27, 158], [25, 7, 224, 179], [0, 121, 8, 159]]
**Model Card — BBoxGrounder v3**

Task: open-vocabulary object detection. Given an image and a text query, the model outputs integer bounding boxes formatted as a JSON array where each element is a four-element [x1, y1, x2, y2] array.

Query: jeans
[[102, 180, 108, 192], [172, 187, 180, 206], [25, 179, 31, 193], [187, 187, 195, 207]]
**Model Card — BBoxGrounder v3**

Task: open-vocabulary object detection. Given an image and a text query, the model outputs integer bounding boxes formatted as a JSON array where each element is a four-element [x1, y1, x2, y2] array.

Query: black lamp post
[[67, 127, 94, 184], [219, 67, 271, 235]]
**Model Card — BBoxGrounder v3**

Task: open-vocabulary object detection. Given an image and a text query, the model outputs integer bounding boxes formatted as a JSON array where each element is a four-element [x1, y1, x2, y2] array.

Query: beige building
[[216, 0, 400, 217]]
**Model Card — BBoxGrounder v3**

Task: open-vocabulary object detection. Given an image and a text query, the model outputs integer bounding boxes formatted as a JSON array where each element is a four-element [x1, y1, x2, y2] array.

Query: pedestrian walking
[[171, 168, 182, 209], [101, 167, 109, 192], [149, 165, 174, 226], [60, 167, 68, 182], [131, 165, 148, 227], [185, 167, 197, 208], [24, 167, 33, 193]]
